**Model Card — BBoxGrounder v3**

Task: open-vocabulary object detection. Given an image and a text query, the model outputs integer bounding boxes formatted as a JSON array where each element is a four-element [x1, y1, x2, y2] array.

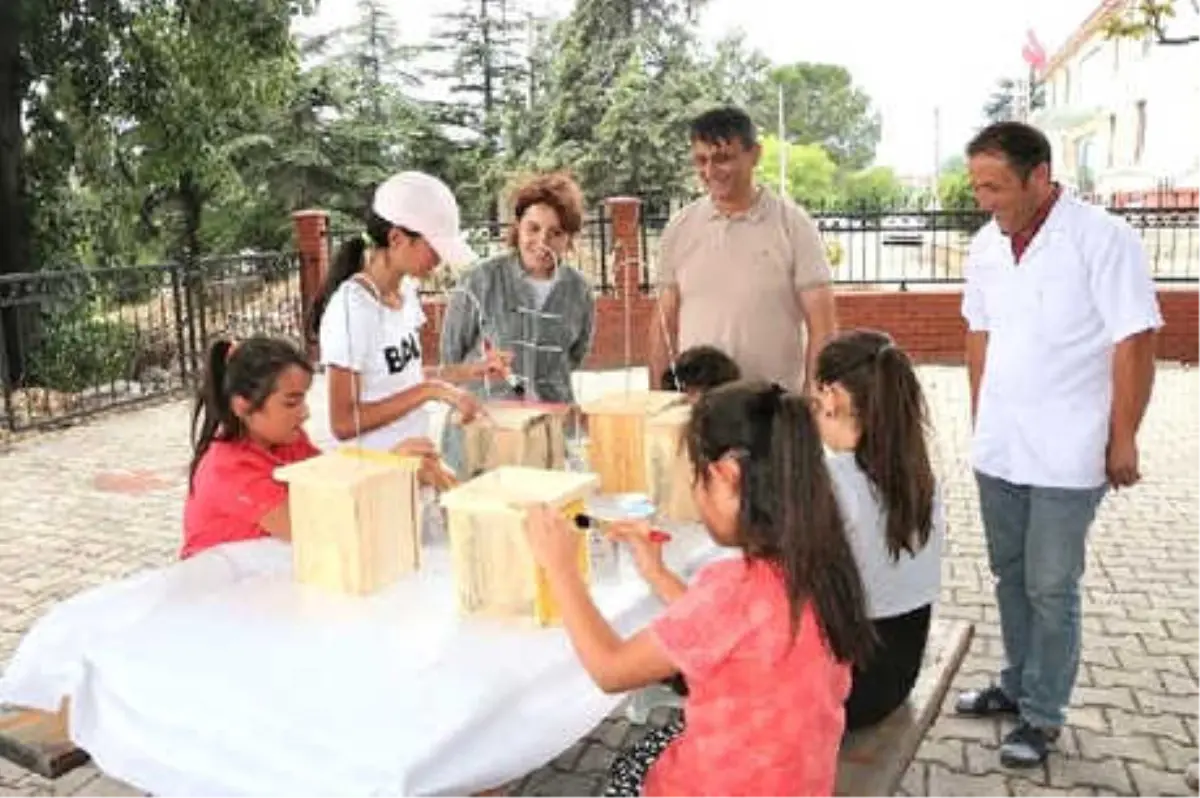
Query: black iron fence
[[0, 252, 302, 433], [334, 203, 1198, 292], [4, 203, 1196, 432]]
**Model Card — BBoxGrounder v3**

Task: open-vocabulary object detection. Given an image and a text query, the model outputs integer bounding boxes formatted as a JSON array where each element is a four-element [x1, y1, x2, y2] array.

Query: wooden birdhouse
[[439, 466, 599, 626], [274, 448, 422, 596], [580, 390, 688, 494], [644, 403, 699, 523], [459, 403, 567, 479]]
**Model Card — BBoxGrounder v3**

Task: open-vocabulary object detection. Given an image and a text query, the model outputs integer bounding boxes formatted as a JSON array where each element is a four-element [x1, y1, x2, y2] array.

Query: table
[[0, 526, 726, 796]]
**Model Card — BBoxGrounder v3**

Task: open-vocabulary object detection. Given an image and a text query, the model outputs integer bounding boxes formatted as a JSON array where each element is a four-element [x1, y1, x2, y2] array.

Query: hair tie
[[225, 340, 239, 362], [360, 231, 374, 249]]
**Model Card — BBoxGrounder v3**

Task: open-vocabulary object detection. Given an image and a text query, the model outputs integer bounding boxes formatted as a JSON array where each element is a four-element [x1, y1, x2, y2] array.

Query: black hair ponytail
[[817, 330, 935, 560], [687, 380, 876, 665], [190, 339, 239, 490], [189, 336, 313, 491], [308, 211, 395, 342]]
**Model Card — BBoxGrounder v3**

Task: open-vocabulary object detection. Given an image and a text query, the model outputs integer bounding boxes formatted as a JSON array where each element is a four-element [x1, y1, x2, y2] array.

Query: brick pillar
[[605, 196, 642, 298], [292, 209, 329, 361]]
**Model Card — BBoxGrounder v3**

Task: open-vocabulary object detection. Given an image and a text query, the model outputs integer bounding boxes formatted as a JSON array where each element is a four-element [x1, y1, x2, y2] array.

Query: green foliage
[[532, 0, 717, 205], [1104, 0, 1197, 46], [983, 77, 1045, 124], [28, 303, 139, 393], [750, 63, 881, 170], [840, 166, 905, 209], [755, 135, 838, 207], [938, 166, 975, 210]]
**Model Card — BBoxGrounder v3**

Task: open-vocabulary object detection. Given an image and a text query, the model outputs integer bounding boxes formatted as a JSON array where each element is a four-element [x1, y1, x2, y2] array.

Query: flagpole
[[777, 83, 787, 195]]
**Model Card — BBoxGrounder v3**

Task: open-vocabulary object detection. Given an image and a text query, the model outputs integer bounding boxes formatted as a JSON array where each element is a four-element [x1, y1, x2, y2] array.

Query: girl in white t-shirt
[[812, 329, 945, 730], [309, 172, 511, 453]]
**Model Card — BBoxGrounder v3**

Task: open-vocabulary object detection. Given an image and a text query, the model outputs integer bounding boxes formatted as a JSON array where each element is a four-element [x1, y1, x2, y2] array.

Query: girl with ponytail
[[184, 336, 318, 559], [813, 329, 945, 730], [184, 335, 443, 560], [522, 380, 875, 796], [310, 172, 512, 454]]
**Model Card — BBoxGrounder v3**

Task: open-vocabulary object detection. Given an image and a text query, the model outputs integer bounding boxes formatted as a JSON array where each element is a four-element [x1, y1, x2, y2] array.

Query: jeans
[[975, 471, 1107, 729]]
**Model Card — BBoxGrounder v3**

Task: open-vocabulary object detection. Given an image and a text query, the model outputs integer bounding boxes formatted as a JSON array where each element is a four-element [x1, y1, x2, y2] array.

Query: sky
[[294, 0, 1102, 175]]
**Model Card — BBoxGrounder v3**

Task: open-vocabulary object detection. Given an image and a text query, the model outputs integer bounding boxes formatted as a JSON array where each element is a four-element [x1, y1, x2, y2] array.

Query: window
[[1135, 100, 1147, 164]]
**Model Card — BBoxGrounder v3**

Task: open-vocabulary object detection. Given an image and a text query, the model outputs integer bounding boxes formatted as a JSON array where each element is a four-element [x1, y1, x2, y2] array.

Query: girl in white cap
[[309, 171, 510, 454]]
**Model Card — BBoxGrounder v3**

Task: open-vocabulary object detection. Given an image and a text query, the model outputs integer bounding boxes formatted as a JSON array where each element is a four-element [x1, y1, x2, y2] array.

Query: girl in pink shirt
[[525, 380, 876, 796], [183, 336, 443, 559]]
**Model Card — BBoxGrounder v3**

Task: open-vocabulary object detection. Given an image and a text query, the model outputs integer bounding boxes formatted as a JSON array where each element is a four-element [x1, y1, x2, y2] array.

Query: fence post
[[0, 298, 12, 432], [605, 196, 642, 299], [292, 209, 330, 362]]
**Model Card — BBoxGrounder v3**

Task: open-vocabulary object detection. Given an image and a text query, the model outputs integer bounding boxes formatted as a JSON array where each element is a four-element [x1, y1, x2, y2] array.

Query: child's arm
[[257, 502, 293, 542], [327, 368, 484, 438], [543, 565, 679, 693], [527, 506, 679, 694], [607, 521, 687, 604]]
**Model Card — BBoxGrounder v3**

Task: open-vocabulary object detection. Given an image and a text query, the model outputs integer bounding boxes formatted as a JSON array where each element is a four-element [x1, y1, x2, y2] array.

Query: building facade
[[1031, 0, 1200, 205]]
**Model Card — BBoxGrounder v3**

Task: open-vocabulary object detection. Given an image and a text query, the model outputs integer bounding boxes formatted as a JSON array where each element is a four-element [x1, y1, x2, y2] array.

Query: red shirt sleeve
[[651, 559, 756, 678], [213, 436, 319, 527]]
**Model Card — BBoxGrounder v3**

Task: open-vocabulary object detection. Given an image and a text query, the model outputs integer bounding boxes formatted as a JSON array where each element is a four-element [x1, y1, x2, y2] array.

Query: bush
[[825, 239, 845, 268], [28, 305, 140, 393]]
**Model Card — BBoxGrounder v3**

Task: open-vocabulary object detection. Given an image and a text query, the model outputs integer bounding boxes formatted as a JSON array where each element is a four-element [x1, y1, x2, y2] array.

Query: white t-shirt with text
[[318, 276, 429, 452]]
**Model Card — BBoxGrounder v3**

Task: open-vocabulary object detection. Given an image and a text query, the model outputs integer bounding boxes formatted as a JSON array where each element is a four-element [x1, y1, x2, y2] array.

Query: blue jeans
[[975, 471, 1107, 729]]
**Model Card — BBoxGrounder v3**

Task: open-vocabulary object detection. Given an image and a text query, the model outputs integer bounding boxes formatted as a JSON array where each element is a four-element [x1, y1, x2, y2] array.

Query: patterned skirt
[[603, 718, 685, 797]]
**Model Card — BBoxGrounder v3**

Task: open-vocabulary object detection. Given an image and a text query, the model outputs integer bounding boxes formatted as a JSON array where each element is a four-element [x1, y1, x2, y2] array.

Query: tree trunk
[[0, 0, 33, 385]]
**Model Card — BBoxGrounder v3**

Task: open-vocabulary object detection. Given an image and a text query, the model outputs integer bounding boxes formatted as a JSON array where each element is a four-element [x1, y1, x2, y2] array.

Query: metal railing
[[4, 201, 1195, 432], [334, 202, 1197, 293], [0, 252, 302, 433]]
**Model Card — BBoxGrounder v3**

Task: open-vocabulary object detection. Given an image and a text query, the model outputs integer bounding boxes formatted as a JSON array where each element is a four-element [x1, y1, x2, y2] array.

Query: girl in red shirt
[[182, 336, 321, 559], [183, 335, 442, 559], [525, 380, 876, 796]]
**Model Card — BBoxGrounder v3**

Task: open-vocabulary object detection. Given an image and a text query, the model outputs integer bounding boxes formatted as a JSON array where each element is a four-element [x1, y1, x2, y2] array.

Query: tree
[[754, 135, 837, 208], [429, 0, 527, 222], [983, 77, 1046, 123], [533, 0, 715, 204], [938, 165, 975, 210], [841, 166, 905, 209], [704, 31, 772, 111], [750, 63, 881, 170], [3, 0, 134, 381], [115, 1, 307, 262], [1105, 0, 1198, 46]]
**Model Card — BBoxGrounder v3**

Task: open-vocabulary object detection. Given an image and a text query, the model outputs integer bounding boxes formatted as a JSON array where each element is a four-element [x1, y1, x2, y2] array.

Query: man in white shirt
[[952, 122, 1162, 768]]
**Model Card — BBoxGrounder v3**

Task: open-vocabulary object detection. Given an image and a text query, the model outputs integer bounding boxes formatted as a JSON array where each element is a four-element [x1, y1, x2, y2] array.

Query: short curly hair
[[505, 171, 586, 249]]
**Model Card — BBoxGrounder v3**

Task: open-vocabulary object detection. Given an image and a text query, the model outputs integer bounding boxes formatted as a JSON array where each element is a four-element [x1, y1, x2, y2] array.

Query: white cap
[[371, 171, 477, 266]]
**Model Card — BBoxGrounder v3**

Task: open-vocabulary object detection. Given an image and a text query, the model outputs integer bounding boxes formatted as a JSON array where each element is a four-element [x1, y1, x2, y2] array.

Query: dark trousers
[[845, 603, 932, 731]]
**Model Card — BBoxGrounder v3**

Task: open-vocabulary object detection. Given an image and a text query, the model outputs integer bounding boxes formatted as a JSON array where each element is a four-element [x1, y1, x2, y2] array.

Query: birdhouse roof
[[475, 405, 554, 430], [274, 449, 419, 487], [579, 390, 687, 417], [439, 466, 598, 515]]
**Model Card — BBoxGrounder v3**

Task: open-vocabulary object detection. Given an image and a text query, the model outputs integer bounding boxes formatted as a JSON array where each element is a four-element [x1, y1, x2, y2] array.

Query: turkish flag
[[1022, 29, 1048, 73]]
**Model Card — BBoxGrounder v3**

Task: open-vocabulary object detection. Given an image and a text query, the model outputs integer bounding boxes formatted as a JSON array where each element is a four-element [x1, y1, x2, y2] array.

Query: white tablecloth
[[0, 527, 728, 796]]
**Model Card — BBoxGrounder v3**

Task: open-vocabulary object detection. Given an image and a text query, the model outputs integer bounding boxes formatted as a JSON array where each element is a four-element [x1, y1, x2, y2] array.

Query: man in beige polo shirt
[[648, 106, 837, 393]]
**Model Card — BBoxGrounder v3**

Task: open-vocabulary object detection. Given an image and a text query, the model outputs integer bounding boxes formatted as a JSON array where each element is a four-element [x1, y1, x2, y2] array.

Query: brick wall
[[416, 287, 1198, 368]]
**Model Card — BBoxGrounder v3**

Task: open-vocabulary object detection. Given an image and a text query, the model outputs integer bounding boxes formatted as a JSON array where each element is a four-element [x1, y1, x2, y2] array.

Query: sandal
[[954, 684, 1019, 717]]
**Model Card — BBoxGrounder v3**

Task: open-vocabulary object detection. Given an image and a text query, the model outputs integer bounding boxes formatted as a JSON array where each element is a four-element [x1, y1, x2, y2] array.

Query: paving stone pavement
[[0, 365, 1196, 797]]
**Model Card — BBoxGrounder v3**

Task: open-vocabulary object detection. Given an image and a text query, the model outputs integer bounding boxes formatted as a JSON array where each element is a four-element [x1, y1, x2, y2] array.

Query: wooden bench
[[835, 618, 975, 796], [0, 700, 88, 780]]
